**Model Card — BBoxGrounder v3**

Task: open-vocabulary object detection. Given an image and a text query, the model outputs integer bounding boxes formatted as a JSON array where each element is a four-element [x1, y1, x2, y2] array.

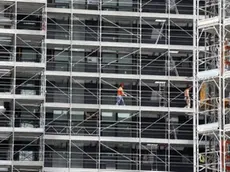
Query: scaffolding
[[0, 0, 46, 172], [194, 0, 230, 172], [0, 0, 197, 172]]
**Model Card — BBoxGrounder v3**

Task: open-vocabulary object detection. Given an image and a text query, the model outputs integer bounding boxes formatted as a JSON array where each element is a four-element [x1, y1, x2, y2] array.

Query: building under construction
[[1, 0, 224, 172], [195, 0, 230, 172]]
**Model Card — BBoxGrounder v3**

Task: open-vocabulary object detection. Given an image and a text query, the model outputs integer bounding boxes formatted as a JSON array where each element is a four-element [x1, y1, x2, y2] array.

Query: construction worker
[[116, 83, 127, 105], [184, 85, 192, 108]]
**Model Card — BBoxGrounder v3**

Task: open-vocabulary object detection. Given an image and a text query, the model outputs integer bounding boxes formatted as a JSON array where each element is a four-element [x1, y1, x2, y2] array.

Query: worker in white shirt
[[184, 85, 192, 108]]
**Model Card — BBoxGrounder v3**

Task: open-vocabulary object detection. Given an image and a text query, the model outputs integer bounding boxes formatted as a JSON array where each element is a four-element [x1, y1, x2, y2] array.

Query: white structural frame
[[0, 0, 199, 171]]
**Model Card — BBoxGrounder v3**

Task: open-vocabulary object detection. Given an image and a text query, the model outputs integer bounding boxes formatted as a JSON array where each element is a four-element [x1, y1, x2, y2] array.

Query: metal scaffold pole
[[98, 0, 102, 171], [139, 0, 142, 171], [193, 0, 198, 171]]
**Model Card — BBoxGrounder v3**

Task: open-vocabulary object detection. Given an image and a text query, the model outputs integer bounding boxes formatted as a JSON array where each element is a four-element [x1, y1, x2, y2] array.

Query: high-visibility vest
[[199, 154, 205, 163]]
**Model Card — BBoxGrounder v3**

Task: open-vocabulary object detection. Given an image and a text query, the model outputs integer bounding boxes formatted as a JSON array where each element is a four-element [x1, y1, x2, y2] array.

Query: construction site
[[0, 0, 228, 172]]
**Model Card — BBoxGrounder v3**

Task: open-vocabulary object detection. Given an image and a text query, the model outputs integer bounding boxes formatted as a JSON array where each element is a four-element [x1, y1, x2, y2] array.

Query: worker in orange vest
[[116, 83, 127, 105]]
